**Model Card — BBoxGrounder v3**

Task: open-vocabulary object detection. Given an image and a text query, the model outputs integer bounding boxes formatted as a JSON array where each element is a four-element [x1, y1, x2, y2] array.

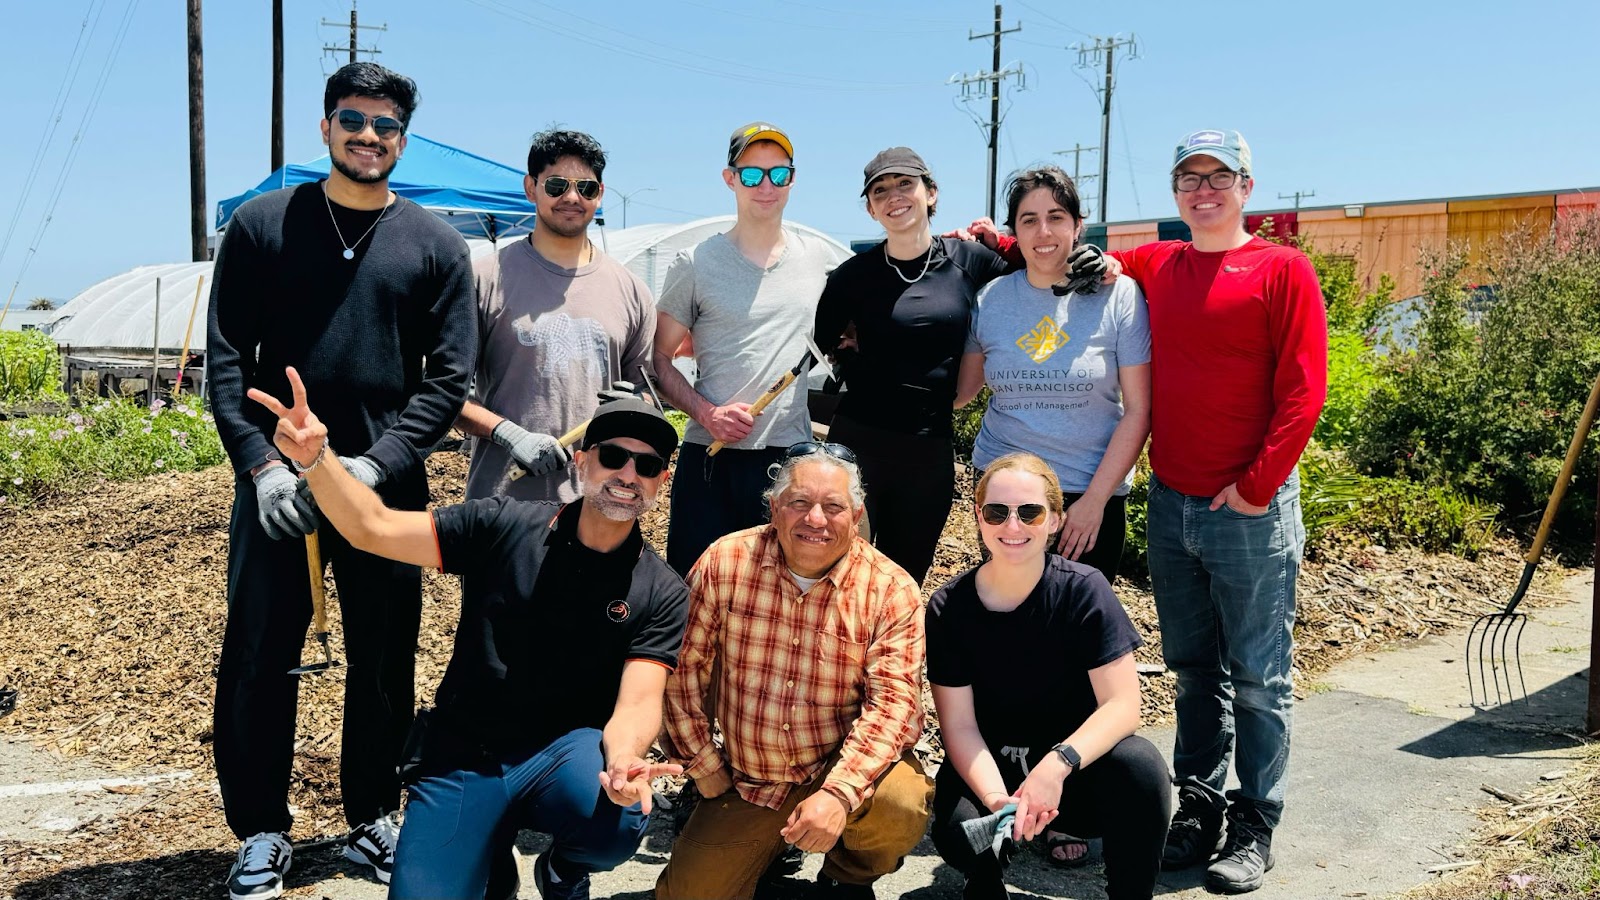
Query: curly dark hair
[[322, 62, 420, 130], [526, 129, 607, 181], [1003, 165, 1083, 230]]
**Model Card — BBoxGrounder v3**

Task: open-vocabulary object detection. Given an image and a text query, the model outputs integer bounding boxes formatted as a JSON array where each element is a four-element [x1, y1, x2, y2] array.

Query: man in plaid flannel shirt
[[657, 443, 933, 899]]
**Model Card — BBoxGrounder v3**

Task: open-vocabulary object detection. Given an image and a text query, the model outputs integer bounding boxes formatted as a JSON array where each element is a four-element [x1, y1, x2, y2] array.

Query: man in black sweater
[[204, 62, 475, 900]]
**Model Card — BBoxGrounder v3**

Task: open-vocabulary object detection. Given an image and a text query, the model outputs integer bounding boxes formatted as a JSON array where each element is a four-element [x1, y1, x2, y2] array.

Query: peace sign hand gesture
[[247, 366, 328, 470]]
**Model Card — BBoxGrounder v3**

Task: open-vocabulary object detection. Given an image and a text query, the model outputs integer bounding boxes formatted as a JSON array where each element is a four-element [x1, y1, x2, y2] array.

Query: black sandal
[[1045, 831, 1091, 868]]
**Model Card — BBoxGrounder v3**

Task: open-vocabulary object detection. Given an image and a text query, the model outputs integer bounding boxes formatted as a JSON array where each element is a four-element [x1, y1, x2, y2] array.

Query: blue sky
[[2, 0, 1596, 304]]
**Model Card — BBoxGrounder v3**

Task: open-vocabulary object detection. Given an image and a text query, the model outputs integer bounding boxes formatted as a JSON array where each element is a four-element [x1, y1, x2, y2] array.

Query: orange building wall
[[1299, 202, 1448, 298], [1105, 223, 1157, 252]]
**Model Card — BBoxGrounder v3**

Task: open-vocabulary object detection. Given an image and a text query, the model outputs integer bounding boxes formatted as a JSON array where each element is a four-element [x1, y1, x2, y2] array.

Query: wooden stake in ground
[[171, 276, 206, 397]]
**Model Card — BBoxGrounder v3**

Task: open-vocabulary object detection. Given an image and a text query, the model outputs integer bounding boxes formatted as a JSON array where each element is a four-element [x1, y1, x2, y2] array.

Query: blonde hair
[[975, 453, 1065, 516]]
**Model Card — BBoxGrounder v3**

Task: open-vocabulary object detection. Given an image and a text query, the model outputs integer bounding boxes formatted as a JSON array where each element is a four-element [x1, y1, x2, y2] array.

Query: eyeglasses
[[539, 176, 602, 200], [784, 441, 856, 464], [329, 108, 403, 140], [980, 503, 1048, 526], [593, 442, 667, 478], [1172, 170, 1243, 192], [733, 165, 795, 188]]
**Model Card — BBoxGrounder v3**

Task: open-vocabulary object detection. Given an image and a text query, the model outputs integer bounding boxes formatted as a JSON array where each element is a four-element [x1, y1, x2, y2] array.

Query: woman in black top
[[813, 147, 1012, 587], [926, 453, 1171, 900]]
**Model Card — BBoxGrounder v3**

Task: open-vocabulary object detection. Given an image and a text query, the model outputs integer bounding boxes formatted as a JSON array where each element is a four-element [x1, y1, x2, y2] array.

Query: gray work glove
[[253, 463, 317, 540], [1053, 244, 1110, 296], [596, 379, 639, 405], [339, 455, 386, 488], [491, 419, 571, 478]]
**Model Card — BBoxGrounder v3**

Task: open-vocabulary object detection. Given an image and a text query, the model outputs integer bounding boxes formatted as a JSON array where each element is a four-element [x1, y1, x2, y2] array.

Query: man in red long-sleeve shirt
[[1111, 130, 1327, 894]]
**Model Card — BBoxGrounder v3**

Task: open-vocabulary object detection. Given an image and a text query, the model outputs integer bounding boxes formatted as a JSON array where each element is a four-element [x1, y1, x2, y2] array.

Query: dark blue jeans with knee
[[1146, 472, 1304, 830], [389, 727, 647, 899]]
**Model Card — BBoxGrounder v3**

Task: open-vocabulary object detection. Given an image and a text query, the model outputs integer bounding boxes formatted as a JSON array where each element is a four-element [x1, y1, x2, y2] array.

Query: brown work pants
[[655, 752, 933, 899]]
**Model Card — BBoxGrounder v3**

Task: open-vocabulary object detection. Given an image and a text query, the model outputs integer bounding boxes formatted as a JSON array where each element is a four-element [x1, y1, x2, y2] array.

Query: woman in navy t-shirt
[[926, 453, 1170, 900]]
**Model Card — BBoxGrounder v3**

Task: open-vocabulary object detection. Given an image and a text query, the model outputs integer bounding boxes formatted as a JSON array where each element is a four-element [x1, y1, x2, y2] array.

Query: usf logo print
[[1016, 315, 1070, 363]]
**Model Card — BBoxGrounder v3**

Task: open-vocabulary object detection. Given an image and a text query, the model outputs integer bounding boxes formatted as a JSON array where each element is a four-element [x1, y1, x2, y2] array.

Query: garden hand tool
[[507, 381, 639, 482], [289, 529, 341, 675], [708, 335, 836, 457], [1466, 368, 1600, 707]]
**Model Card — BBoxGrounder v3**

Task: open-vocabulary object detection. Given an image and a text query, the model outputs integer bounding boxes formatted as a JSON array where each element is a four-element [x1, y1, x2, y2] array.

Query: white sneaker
[[344, 813, 401, 884], [227, 832, 292, 900]]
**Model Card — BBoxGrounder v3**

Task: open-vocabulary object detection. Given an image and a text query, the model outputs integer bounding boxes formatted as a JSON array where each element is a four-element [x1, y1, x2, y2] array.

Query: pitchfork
[[1467, 370, 1600, 708]]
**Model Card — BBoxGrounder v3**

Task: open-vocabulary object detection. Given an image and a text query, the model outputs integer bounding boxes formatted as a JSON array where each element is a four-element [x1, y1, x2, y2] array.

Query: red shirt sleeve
[[1235, 253, 1328, 506]]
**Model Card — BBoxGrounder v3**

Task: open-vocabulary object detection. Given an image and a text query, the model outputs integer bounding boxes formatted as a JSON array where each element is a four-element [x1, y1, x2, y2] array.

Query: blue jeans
[[1145, 472, 1304, 829], [389, 727, 647, 899]]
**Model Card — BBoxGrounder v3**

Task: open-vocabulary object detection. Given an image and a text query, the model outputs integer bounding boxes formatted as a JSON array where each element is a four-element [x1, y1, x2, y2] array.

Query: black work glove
[[596, 379, 639, 405], [1053, 244, 1110, 296]]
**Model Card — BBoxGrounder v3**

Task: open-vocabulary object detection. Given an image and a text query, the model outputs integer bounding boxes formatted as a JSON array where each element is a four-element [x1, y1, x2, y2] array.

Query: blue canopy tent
[[215, 134, 538, 241]]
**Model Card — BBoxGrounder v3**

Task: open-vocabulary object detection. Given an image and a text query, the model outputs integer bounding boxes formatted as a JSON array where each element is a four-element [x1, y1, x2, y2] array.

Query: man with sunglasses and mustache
[[248, 369, 688, 900], [651, 122, 839, 578], [456, 129, 657, 505], [205, 62, 475, 900], [658, 442, 932, 899]]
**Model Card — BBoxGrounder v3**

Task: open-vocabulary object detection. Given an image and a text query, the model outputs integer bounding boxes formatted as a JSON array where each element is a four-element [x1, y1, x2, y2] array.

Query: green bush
[[1351, 209, 1600, 533], [952, 386, 990, 459], [1317, 331, 1379, 449], [0, 394, 224, 506], [0, 329, 65, 403], [1300, 447, 1498, 557]]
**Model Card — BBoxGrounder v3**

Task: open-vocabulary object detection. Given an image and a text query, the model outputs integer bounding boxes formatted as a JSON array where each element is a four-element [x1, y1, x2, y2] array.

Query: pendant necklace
[[884, 239, 935, 284], [325, 184, 394, 260]]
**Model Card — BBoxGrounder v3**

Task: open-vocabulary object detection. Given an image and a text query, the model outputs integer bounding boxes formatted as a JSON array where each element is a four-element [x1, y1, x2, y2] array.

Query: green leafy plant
[[0, 329, 65, 404]]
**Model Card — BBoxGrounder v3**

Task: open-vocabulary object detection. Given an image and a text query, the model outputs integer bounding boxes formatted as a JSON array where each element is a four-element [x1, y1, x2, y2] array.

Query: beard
[[331, 142, 398, 184], [582, 476, 653, 522], [537, 205, 593, 239]]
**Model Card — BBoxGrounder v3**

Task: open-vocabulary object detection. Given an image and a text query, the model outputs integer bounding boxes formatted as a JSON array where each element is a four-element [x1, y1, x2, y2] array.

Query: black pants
[[974, 472, 1128, 585], [828, 413, 953, 588], [214, 475, 423, 838], [666, 442, 788, 578], [931, 735, 1171, 900]]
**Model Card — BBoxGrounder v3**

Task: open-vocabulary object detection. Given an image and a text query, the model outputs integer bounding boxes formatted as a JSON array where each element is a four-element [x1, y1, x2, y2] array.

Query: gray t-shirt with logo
[[657, 229, 832, 450], [467, 238, 655, 503], [966, 271, 1149, 494]]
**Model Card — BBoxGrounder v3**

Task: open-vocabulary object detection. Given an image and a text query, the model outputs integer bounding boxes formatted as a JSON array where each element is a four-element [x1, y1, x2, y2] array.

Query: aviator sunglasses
[[733, 165, 795, 188], [592, 442, 667, 478], [784, 441, 857, 464], [539, 176, 602, 200], [329, 108, 404, 139], [980, 503, 1048, 526]]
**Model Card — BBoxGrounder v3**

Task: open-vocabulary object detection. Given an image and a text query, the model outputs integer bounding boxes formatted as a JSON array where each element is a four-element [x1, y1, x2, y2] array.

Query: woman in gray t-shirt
[[955, 166, 1150, 585]]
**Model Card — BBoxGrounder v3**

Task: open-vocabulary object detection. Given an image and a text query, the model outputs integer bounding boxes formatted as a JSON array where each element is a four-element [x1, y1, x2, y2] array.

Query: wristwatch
[[1051, 743, 1082, 772]]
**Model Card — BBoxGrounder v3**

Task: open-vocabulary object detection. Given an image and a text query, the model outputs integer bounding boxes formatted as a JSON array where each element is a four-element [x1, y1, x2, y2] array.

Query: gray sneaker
[[1204, 810, 1275, 894], [227, 832, 292, 900], [1162, 786, 1224, 870]]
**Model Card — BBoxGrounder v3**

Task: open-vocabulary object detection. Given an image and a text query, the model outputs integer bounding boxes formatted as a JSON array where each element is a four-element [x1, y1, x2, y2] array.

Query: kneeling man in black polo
[[250, 369, 687, 900]]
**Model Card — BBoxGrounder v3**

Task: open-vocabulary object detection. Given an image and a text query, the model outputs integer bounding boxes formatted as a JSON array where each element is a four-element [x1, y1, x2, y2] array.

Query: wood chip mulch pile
[[0, 453, 1572, 898]]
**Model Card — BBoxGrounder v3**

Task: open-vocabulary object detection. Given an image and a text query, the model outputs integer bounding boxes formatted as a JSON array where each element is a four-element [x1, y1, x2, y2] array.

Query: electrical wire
[[1117, 103, 1142, 218], [0, 0, 107, 272], [1014, 1, 1093, 38]]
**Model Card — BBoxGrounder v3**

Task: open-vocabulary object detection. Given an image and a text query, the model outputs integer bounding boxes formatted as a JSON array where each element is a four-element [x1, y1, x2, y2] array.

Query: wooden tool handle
[[306, 530, 327, 633], [507, 420, 590, 482], [1525, 369, 1600, 565], [708, 370, 798, 457]]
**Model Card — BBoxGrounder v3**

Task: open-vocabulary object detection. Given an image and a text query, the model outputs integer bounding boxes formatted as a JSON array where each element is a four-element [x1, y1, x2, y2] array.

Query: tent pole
[[151, 277, 162, 403]]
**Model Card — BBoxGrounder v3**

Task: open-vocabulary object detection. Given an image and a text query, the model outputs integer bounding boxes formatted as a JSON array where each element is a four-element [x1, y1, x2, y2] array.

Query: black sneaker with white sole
[[227, 832, 292, 900], [1205, 807, 1276, 894], [344, 814, 401, 884]]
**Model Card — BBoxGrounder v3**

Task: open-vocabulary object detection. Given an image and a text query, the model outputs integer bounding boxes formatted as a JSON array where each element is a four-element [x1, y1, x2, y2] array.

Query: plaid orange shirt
[[664, 524, 925, 811]]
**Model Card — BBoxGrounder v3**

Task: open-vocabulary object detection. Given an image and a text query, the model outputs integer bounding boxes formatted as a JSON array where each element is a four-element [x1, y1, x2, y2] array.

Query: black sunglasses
[[330, 108, 403, 139], [980, 503, 1048, 526], [592, 442, 666, 478], [733, 165, 795, 188], [784, 441, 857, 464], [540, 176, 602, 200]]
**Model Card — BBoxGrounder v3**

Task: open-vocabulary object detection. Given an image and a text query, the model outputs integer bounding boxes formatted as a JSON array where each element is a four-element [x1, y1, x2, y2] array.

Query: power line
[[320, 0, 386, 64], [949, 3, 1023, 222], [1278, 189, 1316, 211], [1014, 0, 1093, 38]]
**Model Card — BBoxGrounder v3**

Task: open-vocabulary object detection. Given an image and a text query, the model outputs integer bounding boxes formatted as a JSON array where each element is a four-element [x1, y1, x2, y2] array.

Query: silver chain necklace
[[324, 184, 394, 260], [883, 239, 935, 284]]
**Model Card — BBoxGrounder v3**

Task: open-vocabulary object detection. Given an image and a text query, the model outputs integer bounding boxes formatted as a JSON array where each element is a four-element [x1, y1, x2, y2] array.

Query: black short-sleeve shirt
[[430, 498, 688, 755], [926, 555, 1143, 748]]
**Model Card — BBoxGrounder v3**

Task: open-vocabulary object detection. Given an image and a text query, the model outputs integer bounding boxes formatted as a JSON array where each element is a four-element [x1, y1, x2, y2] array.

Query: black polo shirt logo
[[606, 600, 631, 623]]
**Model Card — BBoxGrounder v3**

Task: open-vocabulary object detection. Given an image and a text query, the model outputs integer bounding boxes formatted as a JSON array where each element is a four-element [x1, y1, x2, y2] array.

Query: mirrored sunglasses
[[980, 503, 1048, 526], [330, 108, 403, 139], [540, 176, 602, 200], [734, 165, 795, 188]]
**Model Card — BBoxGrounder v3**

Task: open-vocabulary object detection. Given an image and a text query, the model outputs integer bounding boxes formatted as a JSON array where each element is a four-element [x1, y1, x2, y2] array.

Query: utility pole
[[1278, 189, 1316, 211], [1052, 143, 1099, 210], [1073, 35, 1138, 223], [617, 187, 656, 229], [186, 0, 206, 262], [322, 1, 387, 64], [949, 4, 1023, 221], [271, 0, 283, 171]]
